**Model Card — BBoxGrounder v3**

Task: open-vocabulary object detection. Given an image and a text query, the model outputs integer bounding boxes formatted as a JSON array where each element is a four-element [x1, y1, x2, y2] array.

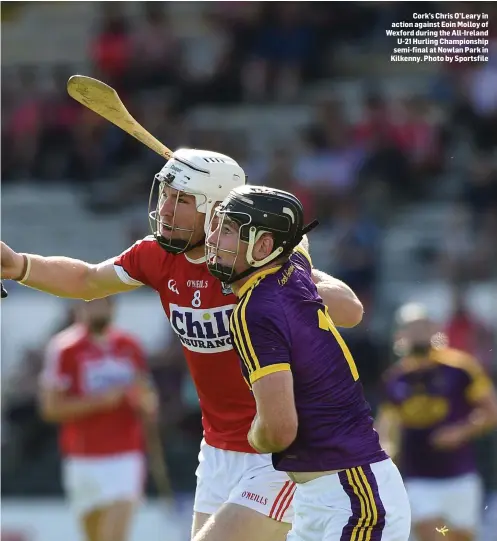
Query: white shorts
[[287, 458, 411, 541], [193, 439, 295, 523], [63, 452, 145, 515], [405, 472, 483, 531]]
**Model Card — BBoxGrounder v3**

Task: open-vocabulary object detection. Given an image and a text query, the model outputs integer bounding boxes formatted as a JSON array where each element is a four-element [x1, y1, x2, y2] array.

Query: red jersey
[[41, 324, 146, 457], [114, 236, 256, 453]]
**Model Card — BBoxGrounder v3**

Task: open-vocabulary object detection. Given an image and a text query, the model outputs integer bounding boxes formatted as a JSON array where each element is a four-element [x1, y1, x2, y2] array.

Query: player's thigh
[[98, 499, 136, 541], [193, 440, 235, 518], [193, 502, 290, 541], [289, 459, 411, 541], [63, 453, 144, 528], [227, 453, 296, 524], [80, 508, 104, 541]]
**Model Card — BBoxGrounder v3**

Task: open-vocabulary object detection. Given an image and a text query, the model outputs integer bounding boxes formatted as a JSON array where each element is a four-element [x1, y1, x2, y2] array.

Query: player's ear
[[252, 233, 271, 262], [257, 233, 275, 260]]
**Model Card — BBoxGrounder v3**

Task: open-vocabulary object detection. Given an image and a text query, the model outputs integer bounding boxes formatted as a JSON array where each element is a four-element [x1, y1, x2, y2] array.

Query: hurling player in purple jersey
[[206, 185, 411, 541], [376, 303, 497, 541]]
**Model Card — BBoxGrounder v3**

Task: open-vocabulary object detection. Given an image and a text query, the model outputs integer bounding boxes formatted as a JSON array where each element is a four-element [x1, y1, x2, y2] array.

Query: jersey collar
[[236, 266, 282, 298], [185, 253, 207, 264]]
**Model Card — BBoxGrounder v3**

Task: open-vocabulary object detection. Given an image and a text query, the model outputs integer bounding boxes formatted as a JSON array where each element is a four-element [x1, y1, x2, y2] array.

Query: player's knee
[[443, 530, 475, 541], [97, 500, 135, 541], [413, 518, 447, 541]]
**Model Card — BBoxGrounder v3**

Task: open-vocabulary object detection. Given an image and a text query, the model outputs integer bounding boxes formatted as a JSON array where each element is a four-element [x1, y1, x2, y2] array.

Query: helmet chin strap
[[155, 232, 206, 255], [301, 219, 320, 237], [186, 236, 206, 252]]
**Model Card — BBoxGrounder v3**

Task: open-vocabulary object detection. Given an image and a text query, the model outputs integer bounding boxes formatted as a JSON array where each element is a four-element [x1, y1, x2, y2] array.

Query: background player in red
[[1, 148, 364, 541], [38, 296, 157, 541], [376, 303, 497, 541]]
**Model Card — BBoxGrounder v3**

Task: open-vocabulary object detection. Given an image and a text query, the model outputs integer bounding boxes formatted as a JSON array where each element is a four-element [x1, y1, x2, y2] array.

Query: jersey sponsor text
[[169, 303, 235, 353]]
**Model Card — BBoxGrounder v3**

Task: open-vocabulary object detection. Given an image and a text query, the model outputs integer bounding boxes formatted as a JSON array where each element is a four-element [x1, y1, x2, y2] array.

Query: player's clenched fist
[[1, 241, 25, 280]]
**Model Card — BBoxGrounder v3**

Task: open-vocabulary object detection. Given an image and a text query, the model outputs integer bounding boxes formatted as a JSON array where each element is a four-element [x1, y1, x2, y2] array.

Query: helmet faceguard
[[206, 211, 252, 283], [149, 149, 247, 256], [148, 170, 207, 255]]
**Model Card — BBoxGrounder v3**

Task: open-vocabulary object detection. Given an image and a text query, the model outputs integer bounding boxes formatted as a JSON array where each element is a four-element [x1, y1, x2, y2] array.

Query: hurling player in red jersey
[[1, 148, 363, 541], [38, 297, 157, 541]]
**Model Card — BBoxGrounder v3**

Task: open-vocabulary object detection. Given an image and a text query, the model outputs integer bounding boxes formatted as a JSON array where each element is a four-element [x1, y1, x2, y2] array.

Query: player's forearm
[[248, 415, 292, 454], [375, 406, 401, 459], [19, 254, 100, 300], [248, 420, 274, 453], [460, 407, 497, 441], [311, 269, 364, 328], [40, 395, 110, 422]]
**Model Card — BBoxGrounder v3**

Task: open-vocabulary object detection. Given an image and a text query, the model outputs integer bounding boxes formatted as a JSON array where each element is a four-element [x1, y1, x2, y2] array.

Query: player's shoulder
[[129, 235, 164, 255], [109, 328, 143, 349], [239, 277, 284, 327], [290, 245, 312, 272], [382, 361, 406, 384], [432, 347, 481, 375], [129, 235, 160, 251]]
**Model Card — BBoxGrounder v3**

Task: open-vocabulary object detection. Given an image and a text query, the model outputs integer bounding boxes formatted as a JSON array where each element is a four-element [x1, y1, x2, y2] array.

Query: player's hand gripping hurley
[[67, 75, 173, 160]]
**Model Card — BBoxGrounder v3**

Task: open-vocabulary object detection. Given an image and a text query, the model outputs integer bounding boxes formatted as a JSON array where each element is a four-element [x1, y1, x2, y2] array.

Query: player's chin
[[208, 252, 223, 266], [160, 226, 178, 238]]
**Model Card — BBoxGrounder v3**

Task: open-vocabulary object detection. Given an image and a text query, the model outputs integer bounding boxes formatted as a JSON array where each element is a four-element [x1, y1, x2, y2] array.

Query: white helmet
[[149, 148, 246, 254]]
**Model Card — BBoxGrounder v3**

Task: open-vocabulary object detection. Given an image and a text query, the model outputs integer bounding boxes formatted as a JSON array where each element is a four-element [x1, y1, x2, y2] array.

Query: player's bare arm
[[39, 385, 127, 423], [248, 371, 298, 454], [297, 236, 364, 328], [1, 241, 139, 300], [375, 404, 401, 460], [311, 269, 364, 328], [129, 374, 160, 423], [431, 381, 497, 450]]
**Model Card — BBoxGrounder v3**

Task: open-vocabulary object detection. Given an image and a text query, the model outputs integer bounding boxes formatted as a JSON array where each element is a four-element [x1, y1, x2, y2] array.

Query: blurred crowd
[[2, 1, 497, 499]]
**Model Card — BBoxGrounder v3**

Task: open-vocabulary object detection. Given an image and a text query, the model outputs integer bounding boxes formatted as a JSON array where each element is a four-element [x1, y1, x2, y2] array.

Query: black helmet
[[206, 185, 318, 283]]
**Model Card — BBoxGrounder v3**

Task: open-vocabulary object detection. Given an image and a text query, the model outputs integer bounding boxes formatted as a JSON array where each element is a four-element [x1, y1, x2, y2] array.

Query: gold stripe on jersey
[[236, 266, 282, 298], [230, 300, 257, 378], [240, 287, 262, 373], [232, 288, 261, 377], [232, 262, 296, 385], [250, 363, 291, 385], [318, 307, 359, 381], [294, 245, 313, 267]]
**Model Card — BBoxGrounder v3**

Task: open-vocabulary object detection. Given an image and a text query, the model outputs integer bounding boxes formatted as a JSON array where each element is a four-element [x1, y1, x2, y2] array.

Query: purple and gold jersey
[[230, 247, 387, 472], [382, 348, 493, 479]]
